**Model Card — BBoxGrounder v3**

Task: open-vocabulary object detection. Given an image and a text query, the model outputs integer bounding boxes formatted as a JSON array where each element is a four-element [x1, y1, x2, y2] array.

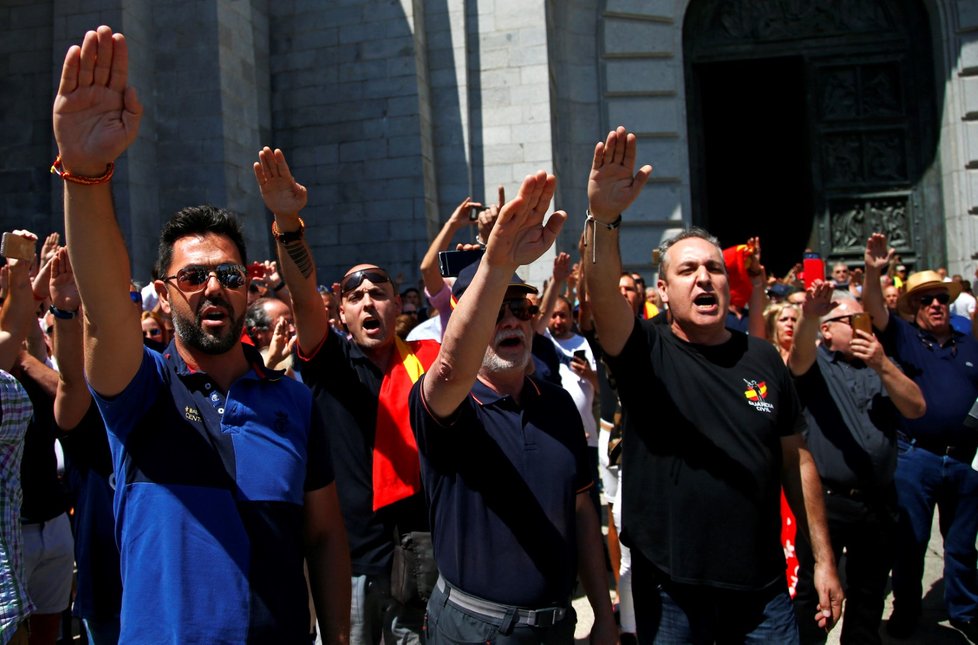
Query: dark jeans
[[423, 582, 576, 645], [891, 439, 978, 623], [632, 550, 799, 644], [793, 486, 898, 644]]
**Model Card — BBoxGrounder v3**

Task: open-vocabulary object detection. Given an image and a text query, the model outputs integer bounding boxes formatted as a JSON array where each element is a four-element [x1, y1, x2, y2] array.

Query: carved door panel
[[684, 0, 942, 271]]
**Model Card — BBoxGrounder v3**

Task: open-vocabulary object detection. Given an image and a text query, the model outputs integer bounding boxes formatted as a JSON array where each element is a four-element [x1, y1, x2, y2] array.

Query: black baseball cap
[[451, 260, 537, 302]]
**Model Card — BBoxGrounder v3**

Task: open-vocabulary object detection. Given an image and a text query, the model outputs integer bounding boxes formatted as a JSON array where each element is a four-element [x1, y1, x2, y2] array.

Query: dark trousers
[[632, 550, 799, 644], [793, 486, 898, 645]]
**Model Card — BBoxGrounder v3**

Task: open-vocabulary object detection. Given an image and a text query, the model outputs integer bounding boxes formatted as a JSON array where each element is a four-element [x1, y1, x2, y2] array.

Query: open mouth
[[362, 318, 381, 331], [199, 306, 229, 327], [693, 293, 718, 307]]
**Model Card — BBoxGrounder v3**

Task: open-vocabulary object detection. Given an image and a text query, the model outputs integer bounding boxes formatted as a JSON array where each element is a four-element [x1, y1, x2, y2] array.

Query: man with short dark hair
[[583, 126, 843, 643], [53, 26, 350, 643], [255, 147, 439, 645], [863, 234, 978, 640], [411, 171, 616, 644]]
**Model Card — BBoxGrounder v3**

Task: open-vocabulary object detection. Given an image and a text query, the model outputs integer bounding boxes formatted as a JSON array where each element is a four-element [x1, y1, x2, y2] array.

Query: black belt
[[899, 432, 977, 464], [435, 576, 567, 627]]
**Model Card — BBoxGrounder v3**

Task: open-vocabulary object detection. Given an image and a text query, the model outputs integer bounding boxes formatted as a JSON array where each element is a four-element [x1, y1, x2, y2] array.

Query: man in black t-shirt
[[582, 126, 843, 643]]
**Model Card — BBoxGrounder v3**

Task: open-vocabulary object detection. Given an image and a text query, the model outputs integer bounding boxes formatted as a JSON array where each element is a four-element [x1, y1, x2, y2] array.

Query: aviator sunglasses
[[340, 269, 391, 295], [917, 292, 950, 307], [162, 263, 247, 293], [497, 298, 539, 323]]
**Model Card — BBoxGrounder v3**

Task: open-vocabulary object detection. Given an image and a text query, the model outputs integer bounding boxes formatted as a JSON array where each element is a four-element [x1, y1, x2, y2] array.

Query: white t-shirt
[[951, 291, 977, 320], [549, 330, 598, 447]]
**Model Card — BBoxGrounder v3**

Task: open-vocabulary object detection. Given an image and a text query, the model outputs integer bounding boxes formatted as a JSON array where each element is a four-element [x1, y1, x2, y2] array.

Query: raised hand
[[447, 197, 482, 227], [553, 252, 572, 283], [802, 280, 837, 319], [266, 316, 296, 368], [40, 233, 60, 268], [254, 147, 308, 217], [485, 171, 566, 269], [588, 126, 653, 222], [53, 26, 142, 176], [49, 248, 81, 313], [864, 233, 894, 273]]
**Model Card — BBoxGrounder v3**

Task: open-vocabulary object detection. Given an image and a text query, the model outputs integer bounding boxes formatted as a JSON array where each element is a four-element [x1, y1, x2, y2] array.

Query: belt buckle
[[526, 607, 565, 627]]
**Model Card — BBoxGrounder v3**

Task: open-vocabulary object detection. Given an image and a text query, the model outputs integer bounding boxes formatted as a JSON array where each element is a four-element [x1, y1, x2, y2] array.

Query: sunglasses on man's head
[[340, 269, 390, 295], [497, 298, 539, 323], [163, 263, 247, 293], [917, 292, 950, 307]]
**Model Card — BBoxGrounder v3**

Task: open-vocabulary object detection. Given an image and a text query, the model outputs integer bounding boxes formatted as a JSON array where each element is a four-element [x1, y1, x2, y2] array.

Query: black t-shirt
[[299, 330, 428, 577], [604, 317, 805, 590], [19, 368, 68, 523]]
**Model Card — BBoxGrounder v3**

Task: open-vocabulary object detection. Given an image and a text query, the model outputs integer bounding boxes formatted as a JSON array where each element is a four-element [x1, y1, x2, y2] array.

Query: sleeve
[[601, 317, 648, 402], [90, 346, 163, 444], [296, 326, 346, 390], [409, 375, 477, 462], [304, 401, 334, 491]]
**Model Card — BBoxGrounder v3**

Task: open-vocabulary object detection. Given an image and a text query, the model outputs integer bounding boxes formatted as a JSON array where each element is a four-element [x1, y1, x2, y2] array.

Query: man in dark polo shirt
[[410, 171, 616, 644], [582, 126, 843, 643], [54, 27, 350, 643], [863, 233, 978, 640], [255, 147, 439, 645], [788, 285, 925, 644]]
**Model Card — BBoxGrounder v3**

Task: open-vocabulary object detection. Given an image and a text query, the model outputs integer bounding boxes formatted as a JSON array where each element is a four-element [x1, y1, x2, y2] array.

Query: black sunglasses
[[917, 293, 950, 307], [163, 263, 247, 293], [497, 298, 539, 323], [144, 328, 162, 337], [340, 269, 391, 295], [824, 315, 854, 326]]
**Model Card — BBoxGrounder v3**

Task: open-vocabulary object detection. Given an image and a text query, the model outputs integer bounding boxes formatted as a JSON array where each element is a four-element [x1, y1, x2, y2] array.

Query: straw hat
[[896, 270, 962, 316]]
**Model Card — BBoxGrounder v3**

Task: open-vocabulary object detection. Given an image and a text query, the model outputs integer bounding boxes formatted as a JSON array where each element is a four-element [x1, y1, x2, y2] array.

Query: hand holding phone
[[851, 312, 872, 336], [1, 232, 36, 261], [802, 252, 825, 289]]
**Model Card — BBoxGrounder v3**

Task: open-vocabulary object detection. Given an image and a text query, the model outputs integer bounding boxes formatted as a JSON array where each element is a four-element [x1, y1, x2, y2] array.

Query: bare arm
[[781, 434, 844, 632], [574, 493, 617, 645], [746, 238, 768, 339], [787, 281, 836, 377], [862, 234, 893, 332], [254, 147, 328, 355], [54, 26, 144, 397], [420, 197, 480, 299], [0, 239, 40, 372], [422, 172, 566, 419], [583, 127, 653, 357], [49, 249, 92, 430], [304, 483, 352, 645], [533, 252, 570, 335]]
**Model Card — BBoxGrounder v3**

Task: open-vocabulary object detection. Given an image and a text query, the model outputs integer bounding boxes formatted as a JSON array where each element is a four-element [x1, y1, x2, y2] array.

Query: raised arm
[[420, 197, 480, 299], [253, 147, 326, 354], [49, 248, 92, 430], [0, 233, 41, 372], [533, 252, 570, 335], [583, 126, 653, 356], [53, 25, 144, 397], [862, 233, 893, 332], [787, 280, 836, 377], [746, 237, 769, 338], [422, 171, 566, 419]]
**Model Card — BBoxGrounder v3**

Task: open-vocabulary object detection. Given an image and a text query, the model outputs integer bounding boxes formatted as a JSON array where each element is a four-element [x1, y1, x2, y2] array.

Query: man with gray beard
[[408, 171, 616, 644]]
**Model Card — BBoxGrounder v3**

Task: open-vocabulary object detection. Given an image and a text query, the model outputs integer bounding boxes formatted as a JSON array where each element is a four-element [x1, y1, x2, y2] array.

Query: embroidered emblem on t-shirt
[[743, 379, 774, 413]]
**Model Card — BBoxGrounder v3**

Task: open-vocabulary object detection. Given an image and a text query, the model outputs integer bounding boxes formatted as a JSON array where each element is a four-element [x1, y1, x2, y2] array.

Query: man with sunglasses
[[52, 26, 350, 644], [410, 171, 616, 645], [788, 285, 925, 644], [255, 147, 439, 645], [863, 234, 978, 640]]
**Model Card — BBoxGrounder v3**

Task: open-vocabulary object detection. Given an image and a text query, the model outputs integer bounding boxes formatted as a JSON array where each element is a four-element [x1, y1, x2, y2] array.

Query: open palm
[[254, 147, 308, 216], [588, 126, 653, 220]]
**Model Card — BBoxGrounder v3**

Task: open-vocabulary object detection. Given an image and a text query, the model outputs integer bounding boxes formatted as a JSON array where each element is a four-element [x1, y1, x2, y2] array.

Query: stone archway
[[683, 0, 943, 276]]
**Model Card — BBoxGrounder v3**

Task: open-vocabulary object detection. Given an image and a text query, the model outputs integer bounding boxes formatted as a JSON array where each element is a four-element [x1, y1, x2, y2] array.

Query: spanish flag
[[723, 242, 756, 310]]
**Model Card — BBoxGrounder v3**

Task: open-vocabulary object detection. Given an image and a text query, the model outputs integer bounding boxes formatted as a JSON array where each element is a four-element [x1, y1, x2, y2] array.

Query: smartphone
[[851, 312, 873, 335], [438, 249, 485, 278], [573, 350, 587, 361], [0, 233, 35, 261], [802, 252, 824, 289], [468, 205, 481, 221]]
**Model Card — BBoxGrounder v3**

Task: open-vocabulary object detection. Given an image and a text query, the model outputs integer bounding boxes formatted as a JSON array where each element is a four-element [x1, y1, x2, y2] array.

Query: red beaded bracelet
[[50, 155, 114, 185]]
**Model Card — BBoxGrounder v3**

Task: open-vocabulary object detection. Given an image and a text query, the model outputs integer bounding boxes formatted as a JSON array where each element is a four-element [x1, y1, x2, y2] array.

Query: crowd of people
[[2, 23, 978, 645]]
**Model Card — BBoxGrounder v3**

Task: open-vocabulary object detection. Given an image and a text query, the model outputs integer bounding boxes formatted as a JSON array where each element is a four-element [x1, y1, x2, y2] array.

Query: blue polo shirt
[[410, 374, 591, 608], [878, 316, 978, 447], [92, 342, 333, 644]]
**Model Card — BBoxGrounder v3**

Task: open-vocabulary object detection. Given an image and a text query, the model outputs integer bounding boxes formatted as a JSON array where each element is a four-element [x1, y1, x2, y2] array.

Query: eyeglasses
[[340, 269, 390, 295], [497, 298, 539, 323], [163, 263, 247, 293], [917, 293, 950, 307], [129, 291, 142, 305], [824, 315, 854, 326]]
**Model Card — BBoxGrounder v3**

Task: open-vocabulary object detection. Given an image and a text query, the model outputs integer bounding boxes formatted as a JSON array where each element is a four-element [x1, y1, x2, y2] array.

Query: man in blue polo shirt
[[53, 26, 350, 643], [410, 171, 617, 644], [863, 233, 978, 640]]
